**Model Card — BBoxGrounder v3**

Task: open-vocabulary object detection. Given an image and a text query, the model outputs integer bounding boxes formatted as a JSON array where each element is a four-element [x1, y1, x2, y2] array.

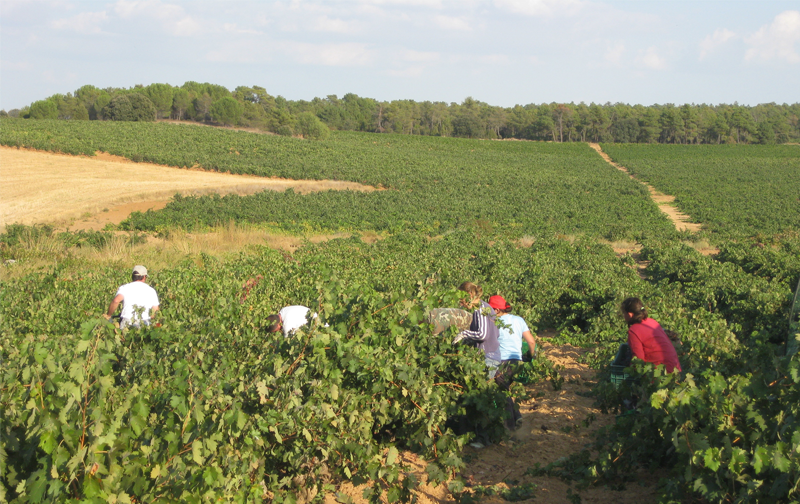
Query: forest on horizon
[[4, 81, 799, 145]]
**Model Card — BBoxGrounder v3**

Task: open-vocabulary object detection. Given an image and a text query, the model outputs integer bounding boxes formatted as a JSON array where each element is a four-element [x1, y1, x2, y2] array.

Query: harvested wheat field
[[0, 146, 378, 230]]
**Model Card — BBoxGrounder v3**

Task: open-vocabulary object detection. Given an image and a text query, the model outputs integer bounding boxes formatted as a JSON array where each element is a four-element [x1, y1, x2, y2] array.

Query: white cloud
[[2, 60, 33, 71], [477, 54, 510, 65], [311, 15, 357, 33], [113, 0, 201, 37], [386, 66, 425, 77], [385, 49, 438, 77], [288, 42, 375, 66], [699, 28, 736, 60], [433, 15, 471, 31], [494, 0, 583, 17], [223, 23, 264, 36], [51, 11, 109, 35], [745, 10, 800, 64], [205, 47, 264, 64], [398, 49, 440, 63], [637, 46, 666, 70], [172, 16, 201, 36], [2, 0, 70, 15], [351, 0, 443, 7], [604, 42, 625, 66]]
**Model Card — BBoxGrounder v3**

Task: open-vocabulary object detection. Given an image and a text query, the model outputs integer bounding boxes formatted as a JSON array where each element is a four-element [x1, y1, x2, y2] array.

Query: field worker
[[266, 305, 320, 337], [619, 297, 682, 373], [489, 295, 537, 363], [452, 282, 502, 378], [488, 295, 537, 429], [104, 265, 159, 329]]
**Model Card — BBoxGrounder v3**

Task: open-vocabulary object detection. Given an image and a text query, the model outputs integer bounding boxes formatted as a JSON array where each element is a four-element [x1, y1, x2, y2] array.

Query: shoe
[[514, 417, 524, 429]]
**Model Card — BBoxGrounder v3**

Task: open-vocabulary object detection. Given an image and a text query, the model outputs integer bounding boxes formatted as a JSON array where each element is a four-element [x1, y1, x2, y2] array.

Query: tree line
[[3, 82, 799, 144]]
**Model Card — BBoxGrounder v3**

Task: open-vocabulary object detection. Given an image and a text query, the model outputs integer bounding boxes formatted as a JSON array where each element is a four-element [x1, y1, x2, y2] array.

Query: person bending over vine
[[452, 281, 502, 378], [488, 294, 537, 429], [615, 297, 682, 373]]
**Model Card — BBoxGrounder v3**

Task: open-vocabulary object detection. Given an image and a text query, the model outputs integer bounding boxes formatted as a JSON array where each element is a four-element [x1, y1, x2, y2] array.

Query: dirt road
[[588, 143, 702, 233]]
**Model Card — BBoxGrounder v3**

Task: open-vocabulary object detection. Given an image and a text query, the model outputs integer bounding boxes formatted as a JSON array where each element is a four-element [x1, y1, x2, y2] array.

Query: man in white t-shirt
[[104, 265, 160, 328], [266, 305, 319, 337]]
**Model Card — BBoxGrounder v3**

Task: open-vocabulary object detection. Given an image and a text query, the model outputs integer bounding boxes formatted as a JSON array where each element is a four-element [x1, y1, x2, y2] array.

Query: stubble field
[[0, 146, 377, 230]]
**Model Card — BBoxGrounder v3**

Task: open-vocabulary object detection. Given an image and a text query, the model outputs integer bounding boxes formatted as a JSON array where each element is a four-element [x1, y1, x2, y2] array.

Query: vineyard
[[600, 144, 800, 240], [0, 119, 678, 240], [1, 120, 800, 503]]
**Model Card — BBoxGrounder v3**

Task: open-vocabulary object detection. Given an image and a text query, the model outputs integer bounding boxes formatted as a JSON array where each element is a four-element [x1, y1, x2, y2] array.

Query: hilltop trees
[[143, 83, 174, 118], [102, 93, 156, 121], [210, 96, 244, 126], [296, 111, 330, 140], [18, 81, 800, 144], [28, 99, 58, 119], [171, 88, 191, 120]]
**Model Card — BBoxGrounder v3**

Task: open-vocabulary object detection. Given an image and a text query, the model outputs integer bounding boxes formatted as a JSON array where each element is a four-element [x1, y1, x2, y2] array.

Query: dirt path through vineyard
[[326, 339, 661, 504], [0, 146, 379, 231], [588, 143, 702, 234]]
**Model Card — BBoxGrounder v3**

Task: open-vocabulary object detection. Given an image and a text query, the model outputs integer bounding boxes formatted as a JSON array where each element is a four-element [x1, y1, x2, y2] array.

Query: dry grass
[[0, 146, 378, 230], [0, 223, 383, 280]]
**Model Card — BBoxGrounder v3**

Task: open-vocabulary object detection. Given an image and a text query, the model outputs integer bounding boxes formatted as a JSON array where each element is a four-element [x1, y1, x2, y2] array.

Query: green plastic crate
[[610, 364, 632, 388]]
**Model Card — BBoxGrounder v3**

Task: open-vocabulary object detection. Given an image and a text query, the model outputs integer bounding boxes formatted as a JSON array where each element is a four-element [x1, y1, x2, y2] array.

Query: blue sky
[[1, 0, 798, 110]]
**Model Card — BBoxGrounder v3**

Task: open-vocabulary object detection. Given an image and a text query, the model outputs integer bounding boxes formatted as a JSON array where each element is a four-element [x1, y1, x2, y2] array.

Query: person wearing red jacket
[[621, 297, 682, 373]]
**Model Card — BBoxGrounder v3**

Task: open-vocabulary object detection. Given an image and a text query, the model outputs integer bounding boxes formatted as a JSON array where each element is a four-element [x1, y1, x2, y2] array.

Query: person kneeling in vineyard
[[488, 295, 537, 430], [266, 305, 320, 337], [103, 265, 160, 329], [451, 282, 502, 378], [614, 297, 682, 373]]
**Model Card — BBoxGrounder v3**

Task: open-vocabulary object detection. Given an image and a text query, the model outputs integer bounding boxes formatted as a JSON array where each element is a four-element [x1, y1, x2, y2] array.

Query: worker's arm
[[522, 330, 537, 358], [104, 294, 124, 319]]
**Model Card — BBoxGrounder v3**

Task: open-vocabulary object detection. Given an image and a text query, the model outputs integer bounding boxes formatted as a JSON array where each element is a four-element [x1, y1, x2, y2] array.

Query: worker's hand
[[102, 314, 111, 320], [452, 333, 467, 345]]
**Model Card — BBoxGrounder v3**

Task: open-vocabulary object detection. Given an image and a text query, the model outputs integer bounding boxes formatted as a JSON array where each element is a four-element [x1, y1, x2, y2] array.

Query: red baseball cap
[[488, 295, 511, 311]]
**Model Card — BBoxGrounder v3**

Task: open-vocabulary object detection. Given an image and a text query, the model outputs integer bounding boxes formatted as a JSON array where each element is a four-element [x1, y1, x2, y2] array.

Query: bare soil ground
[[0, 147, 377, 231], [588, 144, 718, 257], [324, 338, 661, 503]]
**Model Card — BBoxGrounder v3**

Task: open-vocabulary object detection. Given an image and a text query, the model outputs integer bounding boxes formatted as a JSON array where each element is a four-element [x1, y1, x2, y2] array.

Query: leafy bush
[[296, 111, 330, 140], [102, 93, 156, 122]]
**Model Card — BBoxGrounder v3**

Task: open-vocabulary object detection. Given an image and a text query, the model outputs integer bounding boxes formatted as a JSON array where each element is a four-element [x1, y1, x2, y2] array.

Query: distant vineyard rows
[[601, 143, 800, 240], [0, 119, 679, 240]]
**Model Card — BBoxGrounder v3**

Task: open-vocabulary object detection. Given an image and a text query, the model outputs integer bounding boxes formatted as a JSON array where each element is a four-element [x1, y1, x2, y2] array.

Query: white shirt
[[116, 281, 159, 327], [279, 305, 316, 337]]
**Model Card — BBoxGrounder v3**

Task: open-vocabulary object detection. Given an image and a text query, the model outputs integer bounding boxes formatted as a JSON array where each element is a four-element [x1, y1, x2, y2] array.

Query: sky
[[1, 0, 799, 111]]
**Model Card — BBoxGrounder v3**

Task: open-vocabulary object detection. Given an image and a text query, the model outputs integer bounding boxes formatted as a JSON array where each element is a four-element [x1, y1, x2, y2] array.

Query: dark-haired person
[[452, 282, 502, 378], [266, 305, 319, 337], [104, 265, 159, 329], [488, 295, 536, 429], [620, 297, 681, 373]]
